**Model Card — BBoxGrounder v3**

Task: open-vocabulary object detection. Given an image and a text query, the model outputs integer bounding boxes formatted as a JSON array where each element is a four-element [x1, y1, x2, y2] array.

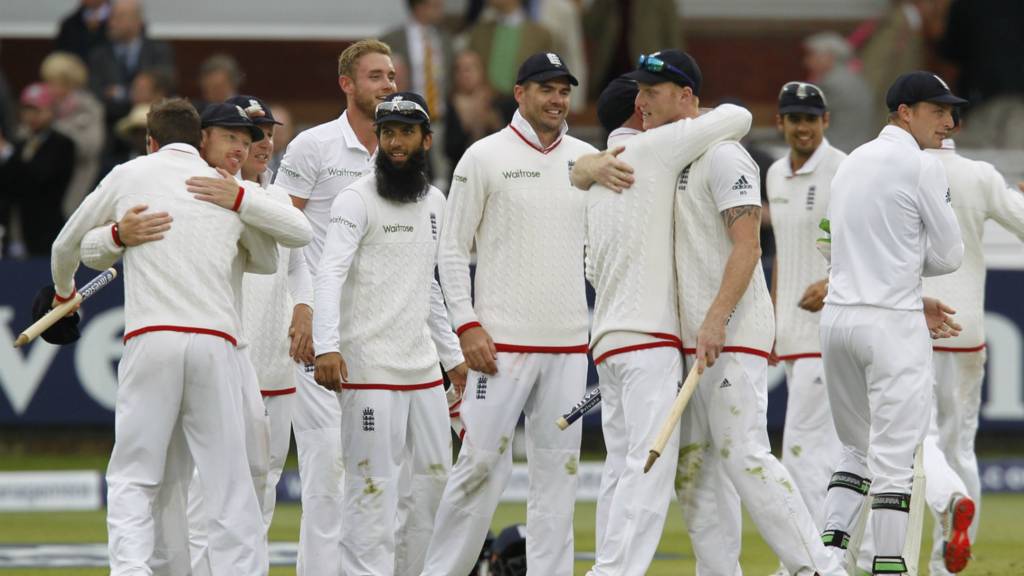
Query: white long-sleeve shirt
[[313, 173, 461, 388], [826, 125, 964, 310], [767, 140, 847, 358], [922, 139, 1024, 349], [439, 110, 597, 351], [586, 104, 753, 364], [54, 143, 278, 345]]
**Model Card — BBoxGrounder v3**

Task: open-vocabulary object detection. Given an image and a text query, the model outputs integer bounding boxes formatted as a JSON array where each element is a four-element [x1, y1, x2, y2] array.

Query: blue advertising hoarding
[[1, 259, 1022, 432]]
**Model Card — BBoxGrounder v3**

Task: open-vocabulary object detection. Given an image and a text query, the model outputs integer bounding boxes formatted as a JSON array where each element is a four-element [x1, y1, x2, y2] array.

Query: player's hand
[[695, 316, 726, 374], [1017, 181, 1023, 193], [768, 345, 780, 367], [187, 169, 241, 210], [798, 279, 828, 312], [923, 297, 961, 340], [117, 204, 173, 246], [314, 352, 348, 392], [288, 304, 314, 364], [447, 362, 469, 397], [459, 326, 498, 375]]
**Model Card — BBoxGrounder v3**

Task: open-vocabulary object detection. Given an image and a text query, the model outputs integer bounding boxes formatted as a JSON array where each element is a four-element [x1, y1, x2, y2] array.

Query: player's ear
[[775, 114, 784, 132], [821, 111, 831, 130], [421, 130, 433, 152]]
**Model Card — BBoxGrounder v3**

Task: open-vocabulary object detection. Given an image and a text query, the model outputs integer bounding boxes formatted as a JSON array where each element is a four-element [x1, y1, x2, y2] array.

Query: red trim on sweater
[[455, 322, 481, 336], [595, 341, 682, 365], [777, 352, 822, 361], [494, 343, 589, 354], [261, 387, 296, 397], [683, 346, 771, 359], [123, 325, 238, 346], [933, 343, 986, 353], [341, 379, 444, 391], [450, 411, 461, 418], [449, 399, 462, 411], [509, 125, 563, 155], [648, 332, 684, 347], [459, 429, 466, 441], [53, 287, 77, 303], [231, 186, 245, 211], [111, 223, 123, 247]]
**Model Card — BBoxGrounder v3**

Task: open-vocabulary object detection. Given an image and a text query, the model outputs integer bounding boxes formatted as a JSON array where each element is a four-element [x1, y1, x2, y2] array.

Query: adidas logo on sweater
[[720, 378, 732, 389], [731, 175, 753, 194]]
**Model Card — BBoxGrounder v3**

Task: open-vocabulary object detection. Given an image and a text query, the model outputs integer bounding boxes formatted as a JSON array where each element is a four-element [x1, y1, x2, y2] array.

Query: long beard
[[375, 147, 429, 204]]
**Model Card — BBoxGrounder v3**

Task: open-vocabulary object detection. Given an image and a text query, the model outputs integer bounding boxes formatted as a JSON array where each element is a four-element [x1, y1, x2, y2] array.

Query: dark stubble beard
[[375, 146, 430, 204]]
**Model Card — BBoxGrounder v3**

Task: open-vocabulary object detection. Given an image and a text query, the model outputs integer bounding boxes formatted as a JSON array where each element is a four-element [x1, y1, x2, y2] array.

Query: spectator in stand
[[130, 67, 175, 105], [382, 0, 455, 181], [196, 54, 244, 113], [0, 46, 16, 140], [467, 0, 555, 98], [40, 52, 106, 218], [89, 0, 174, 126], [583, 0, 683, 100], [0, 84, 75, 258], [804, 32, 875, 152], [444, 50, 505, 182], [55, 0, 111, 64], [267, 103, 293, 175], [534, 0, 587, 112], [939, 0, 1024, 148]]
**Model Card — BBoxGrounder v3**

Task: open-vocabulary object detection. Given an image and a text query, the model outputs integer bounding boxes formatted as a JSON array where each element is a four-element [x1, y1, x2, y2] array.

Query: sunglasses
[[375, 99, 430, 122], [637, 54, 696, 87]]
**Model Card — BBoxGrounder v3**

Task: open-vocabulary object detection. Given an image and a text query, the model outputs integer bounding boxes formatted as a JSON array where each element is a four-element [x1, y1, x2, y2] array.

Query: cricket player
[[919, 124, 1024, 575], [312, 91, 465, 576], [274, 39, 396, 575], [766, 81, 844, 535], [52, 98, 274, 576], [421, 52, 598, 576], [570, 72, 753, 574], [819, 71, 965, 575]]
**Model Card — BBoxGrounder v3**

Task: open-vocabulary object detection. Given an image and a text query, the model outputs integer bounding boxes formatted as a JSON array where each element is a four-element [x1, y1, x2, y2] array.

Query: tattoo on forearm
[[721, 205, 761, 229]]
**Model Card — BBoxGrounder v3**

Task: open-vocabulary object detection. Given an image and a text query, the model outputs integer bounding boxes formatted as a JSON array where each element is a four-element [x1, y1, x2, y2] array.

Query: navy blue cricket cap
[[374, 91, 431, 127], [885, 71, 968, 112], [597, 75, 639, 133], [200, 103, 265, 142], [224, 95, 282, 126], [516, 52, 579, 86], [626, 49, 702, 95], [778, 81, 828, 116]]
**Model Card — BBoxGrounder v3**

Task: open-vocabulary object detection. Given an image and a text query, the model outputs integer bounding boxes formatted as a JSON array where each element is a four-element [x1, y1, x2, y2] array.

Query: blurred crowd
[[0, 0, 1022, 258]]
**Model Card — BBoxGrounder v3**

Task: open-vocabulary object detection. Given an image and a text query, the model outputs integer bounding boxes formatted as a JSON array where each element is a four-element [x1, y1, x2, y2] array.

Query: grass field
[[2, 495, 1023, 575]]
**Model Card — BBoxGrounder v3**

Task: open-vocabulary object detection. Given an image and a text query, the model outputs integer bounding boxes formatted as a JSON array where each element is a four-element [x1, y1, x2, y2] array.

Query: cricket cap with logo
[[516, 52, 578, 86], [778, 81, 828, 116], [375, 91, 431, 130], [200, 102, 265, 142], [224, 95, 282, 126], [885, 71, 968, 112], [626, 49, 702, 95]]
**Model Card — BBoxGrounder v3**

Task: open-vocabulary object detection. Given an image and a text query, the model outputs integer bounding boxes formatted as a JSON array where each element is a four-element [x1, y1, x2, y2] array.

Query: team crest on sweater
[[476, 375, 488, 399], [362, 407, 375, 432]]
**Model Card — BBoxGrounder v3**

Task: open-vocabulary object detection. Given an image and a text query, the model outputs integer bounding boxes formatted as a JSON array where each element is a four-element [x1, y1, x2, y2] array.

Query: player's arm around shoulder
[[236, 181, 313, 248], [655, 103, 753, 172], [917, 153, 963, 276]]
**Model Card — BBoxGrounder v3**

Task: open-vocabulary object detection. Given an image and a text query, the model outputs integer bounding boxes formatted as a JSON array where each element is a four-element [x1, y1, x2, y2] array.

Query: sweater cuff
[[232, 186, 245, 212], [53, 286, 77, 303], [440, 349, 466, 372], [111, 223, 123, 247], [455, 321, 481, 336]]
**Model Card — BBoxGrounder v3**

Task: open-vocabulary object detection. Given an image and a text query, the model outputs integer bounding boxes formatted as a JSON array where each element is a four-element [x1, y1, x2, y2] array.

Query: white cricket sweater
[[674, 141, 775, 356], [313, 173, 455, 389], [766, 140, 846, 358], [826, 126, 963, 311], [54, 143, 279, 344], [923, 140, 1024, 350], [439, 110, 597, 351], [586, 104, 753, 364], [275, 111, 374, 276]]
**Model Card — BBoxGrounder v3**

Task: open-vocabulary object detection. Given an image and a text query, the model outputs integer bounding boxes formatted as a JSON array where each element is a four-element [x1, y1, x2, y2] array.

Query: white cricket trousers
[[820, 304, 932, 564], [292, 362, 344, 575], [338, 385, 451, 576], [676, 352, 842, 576], [590, 347, 682, 576], [923, 349, 984, 576], [781, 357, 841, 529], [262, 389, 296, 528], [420, 352, 587, 576], [185, 347, 271, 576], [106, 332, 265, 576]]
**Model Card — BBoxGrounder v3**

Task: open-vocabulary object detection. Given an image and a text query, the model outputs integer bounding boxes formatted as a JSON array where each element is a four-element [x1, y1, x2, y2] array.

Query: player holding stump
[[313, 91, 464, 576], [420, 53, 597, 576], [766, 81, 844, 533], [819, 71, 965, 575]]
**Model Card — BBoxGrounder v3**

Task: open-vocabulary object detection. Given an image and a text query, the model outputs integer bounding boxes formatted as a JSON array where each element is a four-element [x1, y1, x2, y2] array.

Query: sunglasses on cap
[[375, 99, 430, 122], [637, 54, 697, 88]]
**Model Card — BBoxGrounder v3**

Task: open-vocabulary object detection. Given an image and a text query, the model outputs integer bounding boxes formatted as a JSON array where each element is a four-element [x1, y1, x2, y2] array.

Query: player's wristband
[[111, 223, 123, 247], [232, 186, 245, 212], [53, 286, 77, 303]]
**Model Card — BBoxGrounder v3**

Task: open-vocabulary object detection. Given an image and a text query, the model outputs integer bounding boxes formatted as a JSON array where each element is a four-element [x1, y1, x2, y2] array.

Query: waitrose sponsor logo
[[503, 169, 541, 179]]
